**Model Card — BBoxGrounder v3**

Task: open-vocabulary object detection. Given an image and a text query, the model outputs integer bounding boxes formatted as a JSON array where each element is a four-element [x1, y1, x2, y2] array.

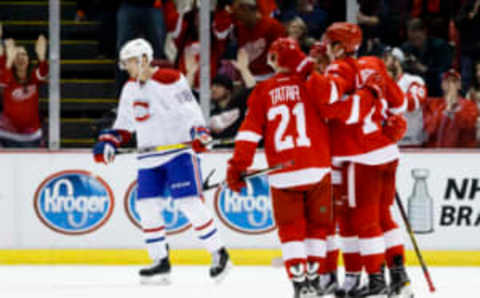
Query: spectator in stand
[[383, 47, 429, 147], [213, 0, 286, 82], [380, 0, 411, 46], [165, 1, 224, 91], [402, 18, 452, 97], [423, 69, 479, 148], [357, 0, 385, 56], [74, 0, 119, 58], [410, 0, 461, 40], [286, 17, 313, 53], [455, 0, 480, 93], [467, 60, 480, 103], [208, 49, 255, 140], [117, 0, 166, 59], [0, 36, 48, 147], [466, 60, 480, 142]]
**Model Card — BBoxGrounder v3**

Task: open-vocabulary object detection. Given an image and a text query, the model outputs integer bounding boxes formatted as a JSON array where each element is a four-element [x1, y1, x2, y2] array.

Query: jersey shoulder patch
[[152, 68, 182, 85]]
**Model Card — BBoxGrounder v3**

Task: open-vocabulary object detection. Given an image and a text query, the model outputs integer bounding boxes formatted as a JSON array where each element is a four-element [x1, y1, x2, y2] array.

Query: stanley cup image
[[407, 169, 434, 234]]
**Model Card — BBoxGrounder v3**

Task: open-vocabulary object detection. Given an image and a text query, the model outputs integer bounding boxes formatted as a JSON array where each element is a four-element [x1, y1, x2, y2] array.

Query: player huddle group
[[92, 21, 420, 298]]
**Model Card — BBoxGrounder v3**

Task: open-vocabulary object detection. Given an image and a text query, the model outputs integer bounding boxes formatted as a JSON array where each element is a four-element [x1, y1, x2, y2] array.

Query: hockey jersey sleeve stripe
[[345, 94, 360, 124], [328, 81, 339, 104], [213, 24, 233, 40], [295, 57, 313, 73], [236, 131, 262, 143], [389, 94, 408, 115], [35, 68, 47, 81]]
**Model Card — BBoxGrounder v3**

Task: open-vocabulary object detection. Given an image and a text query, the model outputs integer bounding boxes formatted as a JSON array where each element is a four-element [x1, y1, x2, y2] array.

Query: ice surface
[[0, 265, 478, 298]]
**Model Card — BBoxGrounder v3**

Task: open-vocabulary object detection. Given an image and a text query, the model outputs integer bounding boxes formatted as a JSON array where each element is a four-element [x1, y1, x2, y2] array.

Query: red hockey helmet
[[268, 37, 308, 72], [324, 22, 363, 54]]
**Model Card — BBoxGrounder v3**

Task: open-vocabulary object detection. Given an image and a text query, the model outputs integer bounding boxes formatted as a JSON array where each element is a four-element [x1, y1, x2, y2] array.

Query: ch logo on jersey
[[33, 170, 115, 235], [124, 181, 191, 235], [133, 100, 151, 122], [214, 175, 276, 234]]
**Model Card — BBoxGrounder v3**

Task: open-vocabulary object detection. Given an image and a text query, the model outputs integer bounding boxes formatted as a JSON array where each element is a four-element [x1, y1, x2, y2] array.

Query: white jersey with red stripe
[[397, 73, 428, 146], [113, 68, 206, 168]]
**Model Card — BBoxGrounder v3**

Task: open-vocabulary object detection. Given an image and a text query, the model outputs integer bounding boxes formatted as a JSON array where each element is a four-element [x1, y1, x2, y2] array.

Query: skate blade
[[213, 261, 233, 284], [140, 273, 171, 286], [317, 294, 335, 298]]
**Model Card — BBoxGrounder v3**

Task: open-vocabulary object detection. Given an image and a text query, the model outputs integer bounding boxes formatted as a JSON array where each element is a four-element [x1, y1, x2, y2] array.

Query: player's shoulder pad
[[152, 68, 182, 85]]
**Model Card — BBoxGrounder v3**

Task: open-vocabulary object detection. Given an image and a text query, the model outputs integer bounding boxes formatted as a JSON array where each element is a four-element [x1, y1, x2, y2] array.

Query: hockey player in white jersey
[[383, 47, 428, 147], [92, 38, 231, 284]]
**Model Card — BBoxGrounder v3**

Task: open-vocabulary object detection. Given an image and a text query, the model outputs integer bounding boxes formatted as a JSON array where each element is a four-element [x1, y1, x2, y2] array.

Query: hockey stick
[[117, 138, 234, 155], [202, 160, 294, 192], [395, 191, 436, 293]]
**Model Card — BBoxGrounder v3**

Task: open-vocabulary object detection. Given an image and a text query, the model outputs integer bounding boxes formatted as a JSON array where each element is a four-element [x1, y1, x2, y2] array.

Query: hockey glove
[[383, 114, 407, 142], [92, 129, 131, 165], [93, 141, 116, 164], [226, 159, 247, 192], [191, 126, 212, 153]]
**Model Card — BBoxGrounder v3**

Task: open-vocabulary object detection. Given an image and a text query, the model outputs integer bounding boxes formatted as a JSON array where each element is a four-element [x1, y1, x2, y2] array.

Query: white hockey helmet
[[118, 38, 154, 70]]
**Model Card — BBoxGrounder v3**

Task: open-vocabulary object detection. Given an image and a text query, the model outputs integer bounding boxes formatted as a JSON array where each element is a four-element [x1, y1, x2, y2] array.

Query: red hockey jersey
[[325, 56, 405, 165], [232, 73, 331, 189], [423, 97, 478, 148], [213, 11, 286, 80], [0, 56, 47, 134]]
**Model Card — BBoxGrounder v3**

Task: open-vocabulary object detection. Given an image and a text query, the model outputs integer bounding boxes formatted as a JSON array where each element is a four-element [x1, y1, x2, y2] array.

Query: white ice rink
[[1, 265, 478, 298]]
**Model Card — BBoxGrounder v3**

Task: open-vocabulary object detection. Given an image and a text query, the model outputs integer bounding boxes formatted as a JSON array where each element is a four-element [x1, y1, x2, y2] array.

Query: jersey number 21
[[268, 103, 312, 152]]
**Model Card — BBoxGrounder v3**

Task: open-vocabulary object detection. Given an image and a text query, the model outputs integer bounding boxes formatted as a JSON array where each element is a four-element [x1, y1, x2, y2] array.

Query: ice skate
[[210, 247, 232, 283], [139, 257, 171, 285], [354, 273, 389, 298], [389, 256, 414, 298], [319, 271, 338, 297], [335, 273, 361, 298]]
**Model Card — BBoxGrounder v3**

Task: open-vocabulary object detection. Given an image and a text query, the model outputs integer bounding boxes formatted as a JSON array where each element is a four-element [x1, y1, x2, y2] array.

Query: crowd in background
[[1, 0, 480, 148]]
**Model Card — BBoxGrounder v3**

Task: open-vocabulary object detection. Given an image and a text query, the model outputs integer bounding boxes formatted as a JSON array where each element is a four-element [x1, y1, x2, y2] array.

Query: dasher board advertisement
[[0, 151, 478, 251]]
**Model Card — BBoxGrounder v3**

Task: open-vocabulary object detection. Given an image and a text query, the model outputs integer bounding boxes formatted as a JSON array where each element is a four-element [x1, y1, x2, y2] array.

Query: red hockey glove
[[191, 126, 212, 153], [226, 159, 247, 192], [383, 114, 407, 142]]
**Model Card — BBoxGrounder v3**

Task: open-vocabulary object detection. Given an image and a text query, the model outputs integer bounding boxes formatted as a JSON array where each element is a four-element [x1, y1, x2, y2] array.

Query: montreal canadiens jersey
[[233, 73, 331, 189], [396, 73, 428, 146], [113, 68, 205, 155]]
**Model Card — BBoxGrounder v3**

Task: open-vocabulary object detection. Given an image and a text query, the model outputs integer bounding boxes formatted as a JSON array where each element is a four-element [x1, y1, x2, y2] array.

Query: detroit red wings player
[[226, 38, 332, 298], [318, 22, 410, 298]]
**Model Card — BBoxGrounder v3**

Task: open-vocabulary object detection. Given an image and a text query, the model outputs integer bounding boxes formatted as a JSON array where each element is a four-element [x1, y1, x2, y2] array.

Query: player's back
[[241, 73, 330, 188], [330, 56, 400, 164]]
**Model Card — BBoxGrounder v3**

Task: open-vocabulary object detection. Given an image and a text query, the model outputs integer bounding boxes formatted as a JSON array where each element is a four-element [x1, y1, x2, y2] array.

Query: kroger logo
[[124, 181, 191, 235], [33, 170, 114, 235], [214, 175, 276, 234]]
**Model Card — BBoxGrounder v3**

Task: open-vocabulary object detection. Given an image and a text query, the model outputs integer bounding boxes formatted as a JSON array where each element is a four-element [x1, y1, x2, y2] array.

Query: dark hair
[[407, 18, 427, 32]]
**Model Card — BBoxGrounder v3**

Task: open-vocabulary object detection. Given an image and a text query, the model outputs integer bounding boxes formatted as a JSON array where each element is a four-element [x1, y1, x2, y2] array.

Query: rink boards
[[0, 149, 479, 265]]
